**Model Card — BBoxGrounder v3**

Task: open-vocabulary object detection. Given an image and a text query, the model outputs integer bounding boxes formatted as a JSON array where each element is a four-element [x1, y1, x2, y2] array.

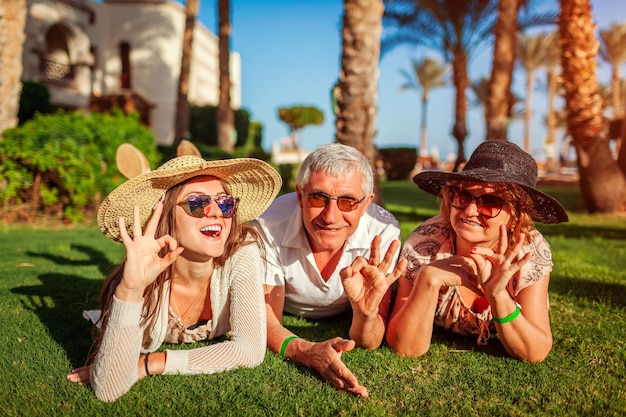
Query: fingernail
[[471, 247, 477, 253]]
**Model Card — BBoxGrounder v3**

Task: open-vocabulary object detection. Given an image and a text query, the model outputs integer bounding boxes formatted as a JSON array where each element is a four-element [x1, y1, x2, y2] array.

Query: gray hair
[[296, 143, 374, 195]]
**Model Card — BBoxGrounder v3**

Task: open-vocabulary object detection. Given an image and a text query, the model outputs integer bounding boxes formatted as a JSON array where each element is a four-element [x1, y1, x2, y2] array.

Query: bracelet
[[493, 302, 522, 324], [144, 352, 152, 377], [279, 336, 299, 358]]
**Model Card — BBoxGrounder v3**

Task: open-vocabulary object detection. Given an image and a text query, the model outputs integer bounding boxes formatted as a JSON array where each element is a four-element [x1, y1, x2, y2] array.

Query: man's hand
[[296, 337, 369, 398], [340, 236, 406, 317]]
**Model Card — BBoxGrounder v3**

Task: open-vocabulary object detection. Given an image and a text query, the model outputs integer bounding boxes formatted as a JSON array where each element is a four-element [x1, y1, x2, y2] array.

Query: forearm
[[165, 335, 266, 375], [267, 321, 299, 356], [349, 311, 385, 350], [267, 321, 322, 370], [386, 277, 440, 357], [114, 282, 145, 303], [489, 293, 552, 362], [91, 297, 144, 402]]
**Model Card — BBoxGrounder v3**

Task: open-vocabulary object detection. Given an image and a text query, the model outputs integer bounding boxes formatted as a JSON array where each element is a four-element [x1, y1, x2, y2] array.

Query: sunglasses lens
[[452, 190, 473, 208], [215, 195, 239, 218], [478, 195, 504, 217], [185, 195, 212, 217], [336, 197, 359, 212], [307, 193, 328, 208]]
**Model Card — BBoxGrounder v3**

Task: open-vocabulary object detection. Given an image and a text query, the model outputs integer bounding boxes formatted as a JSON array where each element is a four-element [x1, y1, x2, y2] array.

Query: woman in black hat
[[385, 141, 568, 362]]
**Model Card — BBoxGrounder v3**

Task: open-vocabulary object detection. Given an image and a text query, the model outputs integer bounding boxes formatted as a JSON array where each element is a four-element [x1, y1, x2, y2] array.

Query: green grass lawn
[[0, 181, 624, 416]]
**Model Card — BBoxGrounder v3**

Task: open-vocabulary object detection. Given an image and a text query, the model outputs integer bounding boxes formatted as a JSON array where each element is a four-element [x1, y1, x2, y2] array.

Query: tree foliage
[[277, 105, 324, 148], [277, 106, 324, 132]]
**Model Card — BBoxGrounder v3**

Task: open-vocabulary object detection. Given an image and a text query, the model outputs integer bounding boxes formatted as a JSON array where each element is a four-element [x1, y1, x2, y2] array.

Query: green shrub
[[378, 147, 418, 180], [0, 110, 160, 223], [17, 81, 52, 125], [277, 163, 300, 194], [189, 105, 258, 148]]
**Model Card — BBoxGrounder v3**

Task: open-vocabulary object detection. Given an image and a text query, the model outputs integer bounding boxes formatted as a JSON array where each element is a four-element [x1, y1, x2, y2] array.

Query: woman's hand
[[340, 236, 406, 318], [67, 365, 91, 385], [469, 224, 531, 298], [116, 203, 184, 300]]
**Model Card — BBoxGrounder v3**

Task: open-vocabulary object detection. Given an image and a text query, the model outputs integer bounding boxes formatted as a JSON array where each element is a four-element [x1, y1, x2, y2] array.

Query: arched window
[[120, 42, 131, 89], [42, 24, 72, 80]]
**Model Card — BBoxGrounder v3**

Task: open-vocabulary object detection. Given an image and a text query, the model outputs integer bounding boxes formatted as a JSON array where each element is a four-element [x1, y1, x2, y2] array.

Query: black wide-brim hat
[[413, 140, 569, 224]]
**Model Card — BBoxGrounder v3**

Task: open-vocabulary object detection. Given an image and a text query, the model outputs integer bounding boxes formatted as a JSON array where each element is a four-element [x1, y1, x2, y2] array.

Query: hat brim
[[98, 156, 282, 241], [413, 170, 569, 224]]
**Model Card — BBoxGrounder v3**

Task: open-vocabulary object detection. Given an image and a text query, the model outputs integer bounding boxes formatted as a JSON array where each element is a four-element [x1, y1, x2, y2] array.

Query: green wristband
[[492, 302, 522, 324], [279, 336, 298, 358]]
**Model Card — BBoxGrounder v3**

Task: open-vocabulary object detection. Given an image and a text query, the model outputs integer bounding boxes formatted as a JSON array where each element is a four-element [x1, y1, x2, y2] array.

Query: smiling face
[[447, 183, 512, 253], [297, 169, 374, 254], [174, 175, 233, 261]]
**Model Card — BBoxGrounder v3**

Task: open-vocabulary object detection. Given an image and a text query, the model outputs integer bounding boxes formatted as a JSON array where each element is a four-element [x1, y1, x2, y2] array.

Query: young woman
[[386, 141, 568, 362], [67, 155, 281, 401]]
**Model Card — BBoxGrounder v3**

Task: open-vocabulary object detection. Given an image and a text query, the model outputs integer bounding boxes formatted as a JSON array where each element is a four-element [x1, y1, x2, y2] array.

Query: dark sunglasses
[[177, 194, 239, 218], [449, 188, 506, 218], [304, 192, 366, 212]]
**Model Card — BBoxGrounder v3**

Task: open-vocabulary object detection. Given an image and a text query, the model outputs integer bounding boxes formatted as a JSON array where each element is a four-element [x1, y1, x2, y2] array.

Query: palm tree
[[383, 0, 557, 170], [336, 0, 384, 201], [486, 0, 521, 141], [216, 0, 235, 153], [599, 22, 626, 119], [398, 57, 448, 157], [470, 77, 491, 124], [0, 0, 27, 136], [543, 30, 561, 170], [517, 32, 550, 154], [474, 76, 522, 130], [559, 0, 626, 213], [173, 0, 199, 145]]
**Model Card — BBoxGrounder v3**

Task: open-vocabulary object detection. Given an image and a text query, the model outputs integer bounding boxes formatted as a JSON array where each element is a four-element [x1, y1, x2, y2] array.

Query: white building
[[21, 0, 240, 145]]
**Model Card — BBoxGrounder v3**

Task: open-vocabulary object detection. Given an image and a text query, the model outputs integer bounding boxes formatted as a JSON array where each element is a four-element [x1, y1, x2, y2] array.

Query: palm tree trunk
[[173, 0, 199, 145], [336, 0, 384, 202], [612, 68, 622, 118], [523, 71, 534, 153], [217, 0, 235, 153], [560, 0, 626, 213], [451, 47, 469, 170], [0, 0, 26, 135], [486, 0, 520, 141], [546, 71, 558, 170], [419, 92, 428, 157], [618, 87, 626, 171]]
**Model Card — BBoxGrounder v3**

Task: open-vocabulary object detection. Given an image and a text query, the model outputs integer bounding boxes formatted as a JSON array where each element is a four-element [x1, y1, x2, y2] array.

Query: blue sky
[[195, 0, 622, 161]]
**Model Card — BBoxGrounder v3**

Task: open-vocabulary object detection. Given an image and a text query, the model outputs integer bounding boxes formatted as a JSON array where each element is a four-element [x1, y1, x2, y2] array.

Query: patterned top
[[400, 215, 553, 345]]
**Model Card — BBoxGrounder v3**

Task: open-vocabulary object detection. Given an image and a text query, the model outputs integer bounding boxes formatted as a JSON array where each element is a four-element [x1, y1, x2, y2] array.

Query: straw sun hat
[[413, 140, 568, 224], [98, 155, 282, 242]]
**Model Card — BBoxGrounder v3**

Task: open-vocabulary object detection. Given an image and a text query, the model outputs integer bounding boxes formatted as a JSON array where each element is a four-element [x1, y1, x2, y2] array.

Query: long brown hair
[[88, 177, 265, 363], [440, 180, 536, 247]]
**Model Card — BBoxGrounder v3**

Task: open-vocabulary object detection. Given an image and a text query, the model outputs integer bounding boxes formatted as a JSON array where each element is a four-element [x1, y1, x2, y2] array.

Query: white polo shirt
[[251, 192, 401, 319]]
